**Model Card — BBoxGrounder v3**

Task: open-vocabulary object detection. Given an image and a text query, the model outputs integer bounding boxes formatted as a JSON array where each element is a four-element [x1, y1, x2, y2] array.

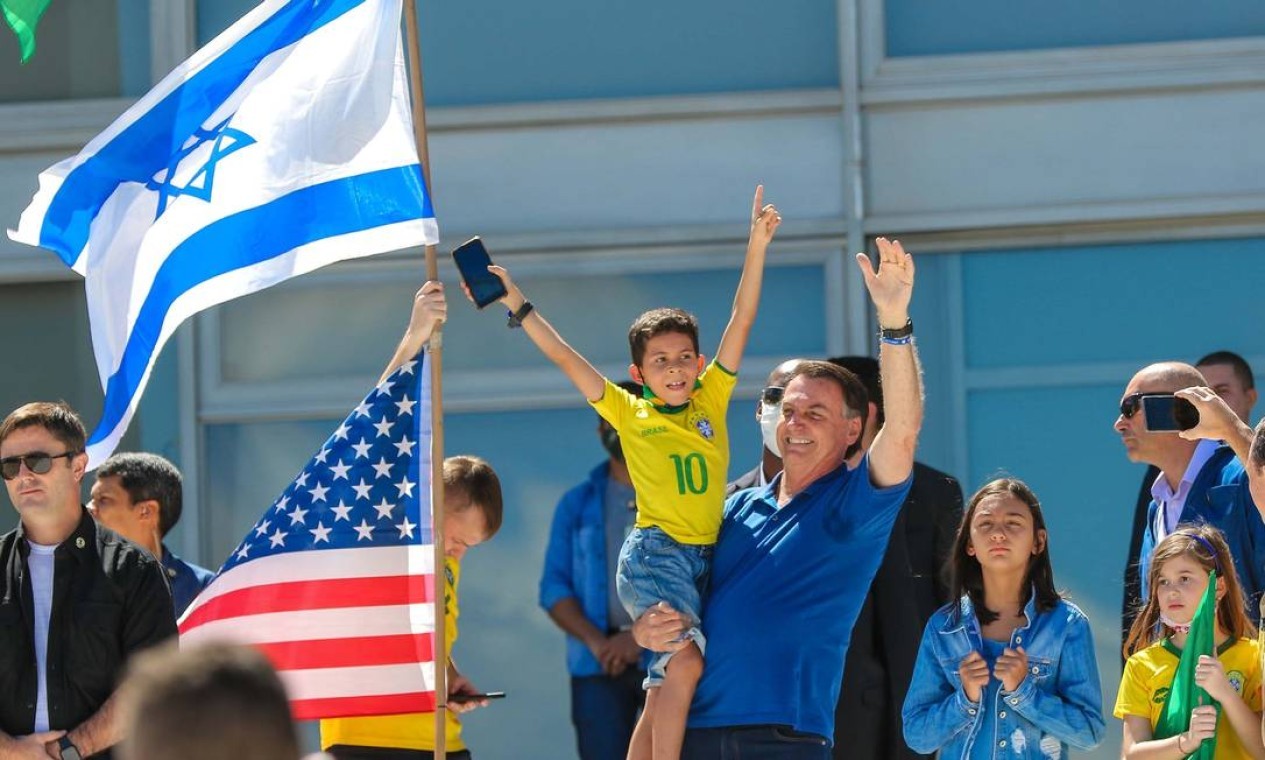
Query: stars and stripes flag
[[178, 351, 438, 720], [8, 0, 437, 467]]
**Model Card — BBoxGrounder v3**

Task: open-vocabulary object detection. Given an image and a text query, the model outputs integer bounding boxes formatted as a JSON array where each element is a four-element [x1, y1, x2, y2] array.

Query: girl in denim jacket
[[902, 478, 1105, 758], [1116, 526, 1264, 759]]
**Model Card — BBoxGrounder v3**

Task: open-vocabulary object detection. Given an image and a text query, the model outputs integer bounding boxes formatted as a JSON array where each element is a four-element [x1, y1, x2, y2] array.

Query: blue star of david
[[146, 116, 256, 219]]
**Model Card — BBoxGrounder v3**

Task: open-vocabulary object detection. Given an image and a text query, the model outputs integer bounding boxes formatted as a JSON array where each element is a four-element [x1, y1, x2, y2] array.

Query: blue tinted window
[[962, 237, 1265, 369], [886, 0, 1265, 57], [198, 0, 838, 105]]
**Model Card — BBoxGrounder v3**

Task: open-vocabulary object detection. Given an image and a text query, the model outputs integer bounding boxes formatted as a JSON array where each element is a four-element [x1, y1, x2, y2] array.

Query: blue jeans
[[616, 526, 712, 687], [682, 725, 830, 759], [571, 668, 646, 760]]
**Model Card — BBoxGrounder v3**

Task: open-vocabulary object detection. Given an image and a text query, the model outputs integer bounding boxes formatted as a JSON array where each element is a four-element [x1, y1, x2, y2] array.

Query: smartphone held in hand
[[1142, 394, 1199, 433], [448, 691, 506, 704], [452, 237, 508, 309]]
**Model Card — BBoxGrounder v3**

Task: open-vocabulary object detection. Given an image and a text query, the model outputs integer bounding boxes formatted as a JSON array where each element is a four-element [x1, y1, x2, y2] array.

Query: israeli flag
[[8, 0, 436, 467]]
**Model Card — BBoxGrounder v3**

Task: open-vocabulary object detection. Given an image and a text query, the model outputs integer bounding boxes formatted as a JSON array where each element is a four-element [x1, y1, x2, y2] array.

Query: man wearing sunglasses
[[1120, 351, 1258, 651], [0, 402, 176, 759], [1115, 362, 1265, 628], [726, 359, 803, 496]]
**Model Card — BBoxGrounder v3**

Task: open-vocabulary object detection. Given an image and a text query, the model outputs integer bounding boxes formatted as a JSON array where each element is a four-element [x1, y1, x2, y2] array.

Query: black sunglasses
[[0, 451, 80, 481], [761, 386, 785, 406], [1119, 392, 1157, 419]]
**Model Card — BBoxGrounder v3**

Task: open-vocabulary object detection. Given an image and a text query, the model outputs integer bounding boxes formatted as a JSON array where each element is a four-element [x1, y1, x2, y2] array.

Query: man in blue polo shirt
[[634, 238, 923, 757], [90, 452, 214, 617]]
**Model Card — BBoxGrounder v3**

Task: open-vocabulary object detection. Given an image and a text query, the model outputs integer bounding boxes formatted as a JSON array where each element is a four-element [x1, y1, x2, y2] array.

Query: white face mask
[[759, 402, 782, 458]]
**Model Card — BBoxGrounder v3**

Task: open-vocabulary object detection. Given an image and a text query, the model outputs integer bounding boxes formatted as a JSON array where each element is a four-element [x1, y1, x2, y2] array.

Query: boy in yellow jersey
[[476, 186, 780, 760], [322, 283, 506, 760]]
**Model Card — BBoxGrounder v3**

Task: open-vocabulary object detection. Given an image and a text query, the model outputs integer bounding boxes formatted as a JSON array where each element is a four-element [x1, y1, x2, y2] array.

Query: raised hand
[[406, 280, 447, 337], [993, 646, 1029, 693], [855, 237, 915, 328], [471, 264, 522, 310], [1177, 386, 1247, 443], [749, 184, 781, 247], [958, 650, 990, 703]]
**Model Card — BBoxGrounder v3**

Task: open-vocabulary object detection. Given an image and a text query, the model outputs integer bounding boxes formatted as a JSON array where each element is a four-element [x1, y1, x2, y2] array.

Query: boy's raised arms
[[713, 184, 780, 374], [481, 266, 608, 403]]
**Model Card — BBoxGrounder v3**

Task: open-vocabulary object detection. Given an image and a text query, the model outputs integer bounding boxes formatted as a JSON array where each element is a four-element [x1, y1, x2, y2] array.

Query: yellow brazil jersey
[[1114, 637, 1262, 760], [321, 557, 465, 752], [590, 362, 737, 545]]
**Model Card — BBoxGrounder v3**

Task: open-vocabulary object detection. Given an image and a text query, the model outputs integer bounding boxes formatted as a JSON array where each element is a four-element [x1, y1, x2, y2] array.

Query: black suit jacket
[[832, 462, 964, 759]]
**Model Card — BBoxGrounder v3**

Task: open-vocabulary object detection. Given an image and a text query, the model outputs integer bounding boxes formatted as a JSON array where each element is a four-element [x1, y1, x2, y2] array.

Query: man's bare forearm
[[67, 691, 121, 757]]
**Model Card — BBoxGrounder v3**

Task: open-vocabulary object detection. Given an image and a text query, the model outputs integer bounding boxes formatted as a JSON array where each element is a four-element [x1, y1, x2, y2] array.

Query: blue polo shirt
[[688, 455, 911, 741], [162, 545, 214, 618]]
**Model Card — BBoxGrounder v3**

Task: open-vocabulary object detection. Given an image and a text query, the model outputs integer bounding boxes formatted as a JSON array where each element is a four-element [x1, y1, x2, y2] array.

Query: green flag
[[1155, 570, 1219, 759], [2, 0, 52, 63]]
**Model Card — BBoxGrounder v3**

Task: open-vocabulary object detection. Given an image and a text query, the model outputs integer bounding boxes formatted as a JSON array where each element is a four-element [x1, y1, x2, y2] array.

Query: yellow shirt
[[590, 362, 737, 544], [1114, 637, 1262, 760], [321, 558, 465, 752]]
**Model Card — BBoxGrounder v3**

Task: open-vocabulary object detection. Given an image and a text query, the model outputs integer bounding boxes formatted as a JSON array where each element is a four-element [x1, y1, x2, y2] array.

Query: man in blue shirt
[[634, 238, 924, 757], [540, 381, 646, 760], [90, 452, 214, 618]]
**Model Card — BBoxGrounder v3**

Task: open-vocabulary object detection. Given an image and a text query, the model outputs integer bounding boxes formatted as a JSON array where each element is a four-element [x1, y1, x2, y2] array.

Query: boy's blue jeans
[[616, 525, 712, 687]]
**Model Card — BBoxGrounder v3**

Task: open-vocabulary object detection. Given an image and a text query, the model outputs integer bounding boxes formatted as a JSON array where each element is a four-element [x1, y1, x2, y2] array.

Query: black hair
[[1196, 350, 1255, 390], [97, 453, 184, 537], [949, 477, 1061, 625]]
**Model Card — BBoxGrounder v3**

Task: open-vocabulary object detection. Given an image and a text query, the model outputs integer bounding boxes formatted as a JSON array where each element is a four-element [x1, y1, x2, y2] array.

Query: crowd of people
[[1, 185, 1264, 759]]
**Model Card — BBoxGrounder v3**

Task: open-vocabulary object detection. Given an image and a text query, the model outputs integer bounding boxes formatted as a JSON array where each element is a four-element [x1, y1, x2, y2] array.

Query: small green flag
[[1155, 570, 1219, 759], [2, 0, 52, 64]]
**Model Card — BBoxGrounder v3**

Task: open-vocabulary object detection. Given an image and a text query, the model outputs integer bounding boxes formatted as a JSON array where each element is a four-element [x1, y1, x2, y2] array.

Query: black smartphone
[[449, 691, 506, 704], [451, 237, 507, 309], [1142, 395, 1199, 432]]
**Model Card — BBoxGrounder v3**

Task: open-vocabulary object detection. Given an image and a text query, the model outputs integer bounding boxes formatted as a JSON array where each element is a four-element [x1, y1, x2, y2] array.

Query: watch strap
[[879, 318, 913, 340], [507, 301, 534, 328]]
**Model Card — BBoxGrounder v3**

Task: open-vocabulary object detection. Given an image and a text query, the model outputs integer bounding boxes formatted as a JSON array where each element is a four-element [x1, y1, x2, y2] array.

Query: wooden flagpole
[[401, 2, 447, 757]]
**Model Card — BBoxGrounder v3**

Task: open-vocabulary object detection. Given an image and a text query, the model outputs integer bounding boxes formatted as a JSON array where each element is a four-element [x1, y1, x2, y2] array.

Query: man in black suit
[[726, 359, 802, 496], [827, 356, 963, 760]]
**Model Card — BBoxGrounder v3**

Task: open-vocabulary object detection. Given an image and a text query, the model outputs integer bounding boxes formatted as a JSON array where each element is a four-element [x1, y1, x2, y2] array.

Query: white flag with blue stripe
[[7, 0, 436, 467]]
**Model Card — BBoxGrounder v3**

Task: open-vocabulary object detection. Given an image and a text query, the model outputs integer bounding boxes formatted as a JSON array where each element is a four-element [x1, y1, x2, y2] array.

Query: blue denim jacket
[[539, 463, 617, 677], [902, 593, 1105, 759]]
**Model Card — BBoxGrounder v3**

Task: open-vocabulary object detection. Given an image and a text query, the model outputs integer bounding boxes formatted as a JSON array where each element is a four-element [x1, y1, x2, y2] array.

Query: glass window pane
[[199, 0, 839, 105], [885, 0, 1265, 58], [0, 0, 150, 103], [962, 237, 1265, 370]]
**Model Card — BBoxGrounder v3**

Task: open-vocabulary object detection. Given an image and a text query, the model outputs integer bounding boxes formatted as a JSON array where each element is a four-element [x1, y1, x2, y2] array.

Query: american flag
[[179, 351, 437, 720]]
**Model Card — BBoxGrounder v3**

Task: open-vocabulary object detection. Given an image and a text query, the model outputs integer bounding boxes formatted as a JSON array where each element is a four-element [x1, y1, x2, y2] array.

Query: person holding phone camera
[[1115, 361, 1265, 627], [470, 186, 781, 760], [1120, 351, 1259, 653]]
